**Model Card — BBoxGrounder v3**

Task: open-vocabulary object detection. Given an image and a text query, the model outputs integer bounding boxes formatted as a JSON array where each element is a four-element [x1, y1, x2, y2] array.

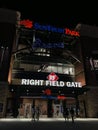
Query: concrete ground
[[0, 118, 98, 130]]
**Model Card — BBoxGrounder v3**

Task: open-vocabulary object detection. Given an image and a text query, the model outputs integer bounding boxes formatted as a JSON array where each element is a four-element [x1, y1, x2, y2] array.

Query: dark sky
[[0, 0, 98, 29]]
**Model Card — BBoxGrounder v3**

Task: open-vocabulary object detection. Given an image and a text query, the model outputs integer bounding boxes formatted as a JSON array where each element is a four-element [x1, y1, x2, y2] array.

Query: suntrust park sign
[[20, 19, 80, 37], [21, 79, 82, 88]]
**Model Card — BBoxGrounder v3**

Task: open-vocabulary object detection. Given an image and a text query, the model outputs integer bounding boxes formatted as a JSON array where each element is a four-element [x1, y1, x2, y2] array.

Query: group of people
[[32, 105, 75, 123], [63, 107, 75, 123], [32, 106, 40, 121]]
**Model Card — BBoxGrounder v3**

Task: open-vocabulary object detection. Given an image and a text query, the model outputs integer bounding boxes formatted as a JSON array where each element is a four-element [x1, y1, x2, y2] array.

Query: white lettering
[[34, 80, 42, 85], [51, 81, 57, 86], [29, 79, 35, 85], [60, 81, 65, 87], [46, 81, 51, 86], [66, 82, 82, 87], [46, 81, 64, 87], [21, 79, 81, 88], [77, 82, 82, 87], [21, 79, 30, 85]]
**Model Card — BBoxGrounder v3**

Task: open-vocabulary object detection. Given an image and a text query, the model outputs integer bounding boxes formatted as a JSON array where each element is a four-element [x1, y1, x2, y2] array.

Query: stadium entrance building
[[0, 8, 93, 118], [7, 18, 89, 118]]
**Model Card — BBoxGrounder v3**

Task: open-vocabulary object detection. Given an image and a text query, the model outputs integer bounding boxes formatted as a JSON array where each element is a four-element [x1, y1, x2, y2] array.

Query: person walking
[[63, 108, 69, 121], [36, 106, 40, 121], [70, 107, 75, 123], [32, 106, 36, 121]]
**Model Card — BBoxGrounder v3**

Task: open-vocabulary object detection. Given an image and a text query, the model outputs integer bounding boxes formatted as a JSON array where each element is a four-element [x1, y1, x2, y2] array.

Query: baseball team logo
[[47, 72, 59, 81]]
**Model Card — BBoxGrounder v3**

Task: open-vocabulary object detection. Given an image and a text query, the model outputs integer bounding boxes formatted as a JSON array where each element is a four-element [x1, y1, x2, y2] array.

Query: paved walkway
[[0, 118, 98, 130]]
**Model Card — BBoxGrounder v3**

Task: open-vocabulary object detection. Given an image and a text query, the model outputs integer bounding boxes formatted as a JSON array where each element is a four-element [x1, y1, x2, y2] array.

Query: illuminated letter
[[30, 80, 35, 85], [21, 79, 29, 85]]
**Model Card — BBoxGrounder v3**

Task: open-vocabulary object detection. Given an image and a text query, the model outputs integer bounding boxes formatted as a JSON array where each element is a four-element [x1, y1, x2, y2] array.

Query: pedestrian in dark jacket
[[63, 108, 69, 121], [70, 107, 75, 123]]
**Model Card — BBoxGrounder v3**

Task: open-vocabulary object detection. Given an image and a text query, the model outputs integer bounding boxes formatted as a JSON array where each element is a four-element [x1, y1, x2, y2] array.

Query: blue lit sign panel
[[34, 23, 64, 34], [32, 38, 64, 48]]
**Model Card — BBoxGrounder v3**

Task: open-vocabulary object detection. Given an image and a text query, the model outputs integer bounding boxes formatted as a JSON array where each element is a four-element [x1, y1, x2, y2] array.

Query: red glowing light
[[65, 28, 80, 36], [20, 19, 33, 28], [57, 95, 66, 100], [44, 89, 51, 95]]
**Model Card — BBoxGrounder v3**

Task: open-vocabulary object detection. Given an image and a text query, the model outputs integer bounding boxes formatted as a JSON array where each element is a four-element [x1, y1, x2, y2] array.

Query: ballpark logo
[[47, 72, 59, 81]]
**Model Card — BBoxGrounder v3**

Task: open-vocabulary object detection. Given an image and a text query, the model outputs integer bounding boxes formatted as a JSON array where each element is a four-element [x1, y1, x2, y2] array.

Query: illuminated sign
[[20, 19, 80, 37], [41, 95, 57, 99], [33, 38, 64, 48], [21, 79, 82, 88], [57, 95, 66, 100], [21, 72, 82, 87], [44, 89, 51, 95], [20, 19, 33, 28], [34, 22, 64, 34], [47, 72, 59, 81]]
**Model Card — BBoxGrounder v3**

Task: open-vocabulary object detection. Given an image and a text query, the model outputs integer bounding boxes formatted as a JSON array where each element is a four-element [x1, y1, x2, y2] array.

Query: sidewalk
[[0, 117, 98, 130], [0, 117, 98, 122]]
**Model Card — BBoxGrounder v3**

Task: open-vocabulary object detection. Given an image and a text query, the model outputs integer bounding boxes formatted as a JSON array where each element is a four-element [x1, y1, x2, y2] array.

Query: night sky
[[0, 0, 98, 29]]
